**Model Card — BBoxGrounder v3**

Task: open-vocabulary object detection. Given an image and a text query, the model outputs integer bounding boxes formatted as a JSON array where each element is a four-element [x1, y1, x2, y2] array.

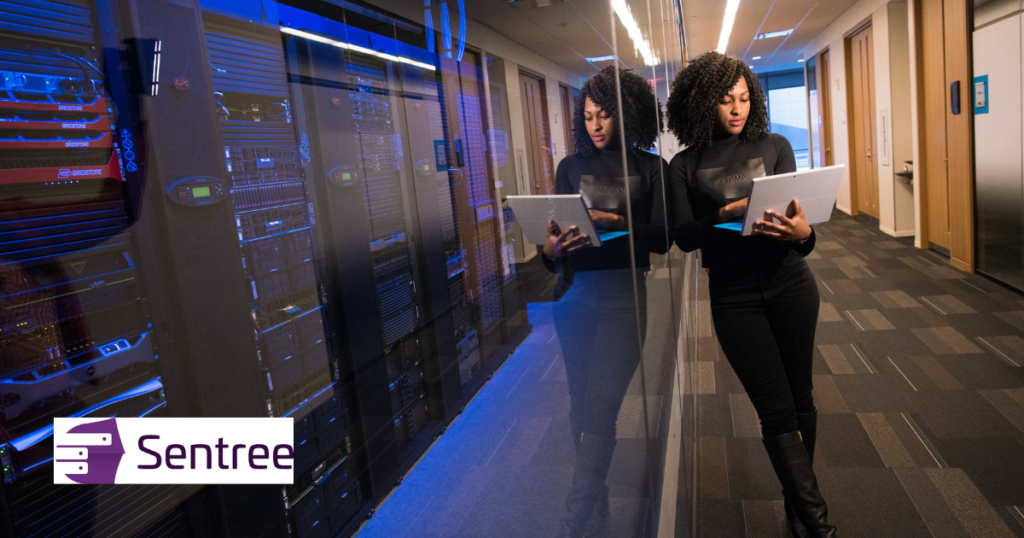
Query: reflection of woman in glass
[[667, 52, 836, 538], [540, 66, 667, 538]]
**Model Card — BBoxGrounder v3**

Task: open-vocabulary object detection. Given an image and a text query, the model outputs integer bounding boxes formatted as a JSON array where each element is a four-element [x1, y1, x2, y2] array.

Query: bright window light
[[586, 55, 616, 63], [611, 0, 661, 66], [716, 0, 741, 54], [280, 27, 436, 71], [755, 29, 793, 40]]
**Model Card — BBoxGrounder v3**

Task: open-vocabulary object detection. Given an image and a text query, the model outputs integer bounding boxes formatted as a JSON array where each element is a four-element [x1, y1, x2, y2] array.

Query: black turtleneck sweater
[[668, 133, 815, 268], [541, 147, 669, 272]]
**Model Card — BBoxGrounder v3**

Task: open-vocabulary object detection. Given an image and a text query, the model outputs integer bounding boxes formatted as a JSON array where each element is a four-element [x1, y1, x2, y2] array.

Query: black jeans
[[708, 252, 819, 437], [553, 269, 647, 439]]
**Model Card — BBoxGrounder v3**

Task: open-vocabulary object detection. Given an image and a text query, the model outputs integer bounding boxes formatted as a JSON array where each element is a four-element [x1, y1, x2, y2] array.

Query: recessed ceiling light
[[585, 55, 616, 63], [798, 59, 805, 63], [611, 0, 660, 65], [752, 56, 761, 60], [716, 0, 741, 54], [755, 29, 793, 40]]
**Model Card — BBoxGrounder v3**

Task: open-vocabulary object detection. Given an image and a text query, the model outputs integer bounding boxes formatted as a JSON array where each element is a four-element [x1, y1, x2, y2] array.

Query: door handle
[[825, 148, 831, 153]]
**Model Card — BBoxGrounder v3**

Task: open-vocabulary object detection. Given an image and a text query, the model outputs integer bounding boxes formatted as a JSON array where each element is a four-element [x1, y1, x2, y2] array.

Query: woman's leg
[[762, 258, 824, 537], [710, 267, 836, 537], [765, 257, 820, 416], [709, 273, 798, 437]]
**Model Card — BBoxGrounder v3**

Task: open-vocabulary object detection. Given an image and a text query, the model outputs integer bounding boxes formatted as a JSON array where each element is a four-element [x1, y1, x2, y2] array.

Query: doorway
[[559, 83, 579, 158], [846, 24, 880, 218], [807, 50, 835, 168], [519, 70, 554, 195]]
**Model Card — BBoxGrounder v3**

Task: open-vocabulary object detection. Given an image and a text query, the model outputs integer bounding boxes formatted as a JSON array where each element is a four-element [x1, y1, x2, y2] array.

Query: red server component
[[0, 58, 124, 187]]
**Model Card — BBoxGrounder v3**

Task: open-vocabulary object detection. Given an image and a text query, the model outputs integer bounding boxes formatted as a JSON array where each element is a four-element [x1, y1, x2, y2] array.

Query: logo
[[65, 141, 90, 147], [717, 173, 747, 184], [594, 187, 624, 194], [58, 105, 84, 111], [57, 168, 103, 179], [54, 418, 123, 485], [62, 123, 87, 129], [55, 418, 293, 485]]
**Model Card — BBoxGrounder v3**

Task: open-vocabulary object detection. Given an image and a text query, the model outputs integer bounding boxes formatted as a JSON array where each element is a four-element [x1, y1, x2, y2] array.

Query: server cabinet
[[285, 29, 450, 504], [0, 0, 188, 535]]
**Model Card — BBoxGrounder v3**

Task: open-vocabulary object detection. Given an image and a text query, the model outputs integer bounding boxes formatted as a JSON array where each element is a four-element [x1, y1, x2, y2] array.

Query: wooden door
[[559, 84, 576, 157], [806, 57, 820, 168], [519, 71, 554, 195], [847, 25, 880, 218], [819, 50, 835, 167], [919, 0, 951, 250]]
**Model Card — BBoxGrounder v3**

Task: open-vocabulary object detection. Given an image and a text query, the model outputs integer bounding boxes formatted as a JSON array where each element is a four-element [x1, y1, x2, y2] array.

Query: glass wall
[[0, 0, 697, 537]]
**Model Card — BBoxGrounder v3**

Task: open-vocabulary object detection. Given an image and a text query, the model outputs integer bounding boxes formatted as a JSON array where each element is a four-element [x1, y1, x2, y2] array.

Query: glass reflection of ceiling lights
[[279, 27, 436, 70], [717, 0, 741, 54], [611, 0, 661, 66]]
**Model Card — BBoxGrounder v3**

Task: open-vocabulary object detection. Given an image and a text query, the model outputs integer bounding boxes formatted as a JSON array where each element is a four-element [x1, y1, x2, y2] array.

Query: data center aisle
[[695, 211, 1024, 538], [356, 256, 679, 538]]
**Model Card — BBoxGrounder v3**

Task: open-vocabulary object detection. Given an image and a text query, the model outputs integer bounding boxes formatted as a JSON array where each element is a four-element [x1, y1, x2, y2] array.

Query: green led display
[[192, 186, 211, 198]]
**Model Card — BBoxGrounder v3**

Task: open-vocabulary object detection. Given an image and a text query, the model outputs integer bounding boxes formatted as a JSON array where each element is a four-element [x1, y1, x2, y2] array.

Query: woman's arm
[[539, 158, 589, 271], [668, 152, 727, 253], [621, 156, 669, 255], [753, 135, 816, 253]]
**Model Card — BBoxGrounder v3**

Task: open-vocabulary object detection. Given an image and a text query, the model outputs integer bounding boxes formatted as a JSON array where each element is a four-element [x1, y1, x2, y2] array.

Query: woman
[[540, 65, 667, 538], [666, 52, 836, 538]]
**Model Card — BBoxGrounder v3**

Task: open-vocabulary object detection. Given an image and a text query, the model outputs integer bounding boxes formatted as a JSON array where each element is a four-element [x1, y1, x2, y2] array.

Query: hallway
[[696, 210, 1024, 538]]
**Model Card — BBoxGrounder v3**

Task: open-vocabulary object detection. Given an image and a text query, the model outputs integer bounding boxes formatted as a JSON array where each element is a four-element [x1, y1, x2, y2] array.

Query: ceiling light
[[716, 0, 741, 54], [281, 27, 436, 70], [798, 59, 805, 63], [752, 56, 761, 60], [611, 0, 661, 66], [755, 29, 793, 40], [586, 55, 616, 63]]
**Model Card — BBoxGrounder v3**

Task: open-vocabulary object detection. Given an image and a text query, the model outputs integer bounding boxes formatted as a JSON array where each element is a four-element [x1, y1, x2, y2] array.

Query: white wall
[[803, 0, 890, 215], [801, 0, 916, 238], [888, 2, 915, 235]]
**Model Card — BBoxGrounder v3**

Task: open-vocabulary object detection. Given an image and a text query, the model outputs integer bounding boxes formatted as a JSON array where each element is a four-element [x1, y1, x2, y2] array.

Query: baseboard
[[835, 204, 852, 215], [879, 225, 915, 238]]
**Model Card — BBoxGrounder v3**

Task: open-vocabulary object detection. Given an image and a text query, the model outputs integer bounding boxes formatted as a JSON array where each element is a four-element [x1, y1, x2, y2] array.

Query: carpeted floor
[[695, 210, 1024, 538]]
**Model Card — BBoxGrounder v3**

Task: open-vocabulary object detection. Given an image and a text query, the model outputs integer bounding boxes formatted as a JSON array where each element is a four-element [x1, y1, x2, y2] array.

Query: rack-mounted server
[[0, 0, 185, 536]]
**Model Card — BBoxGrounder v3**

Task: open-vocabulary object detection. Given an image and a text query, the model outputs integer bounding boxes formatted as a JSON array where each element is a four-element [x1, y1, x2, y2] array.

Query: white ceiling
[[368, 0, 862, 79], [680, 0, 862, 73]]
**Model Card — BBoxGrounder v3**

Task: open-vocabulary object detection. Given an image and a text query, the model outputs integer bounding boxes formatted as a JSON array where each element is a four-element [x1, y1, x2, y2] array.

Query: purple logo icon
[[55, 418, 125, 484]]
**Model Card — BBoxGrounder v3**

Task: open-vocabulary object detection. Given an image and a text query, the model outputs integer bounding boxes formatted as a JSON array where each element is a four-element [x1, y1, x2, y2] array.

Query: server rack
[[0, 0, 187, 536], [197, 13, 366, 537], [0, 1, 533, 535]]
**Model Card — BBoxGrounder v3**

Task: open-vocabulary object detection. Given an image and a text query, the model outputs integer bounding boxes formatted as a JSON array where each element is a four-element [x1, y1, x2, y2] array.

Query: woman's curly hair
[[666, 52, 769, 150], [573, 66, 661, 158]]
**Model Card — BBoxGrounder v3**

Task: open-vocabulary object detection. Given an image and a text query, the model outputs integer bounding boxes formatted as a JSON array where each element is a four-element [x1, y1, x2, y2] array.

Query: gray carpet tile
[[695, 210, 1024, 538]]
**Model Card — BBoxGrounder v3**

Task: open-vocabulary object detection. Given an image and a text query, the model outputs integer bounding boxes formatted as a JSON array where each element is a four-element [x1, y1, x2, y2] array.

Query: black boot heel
[[763, 431, 837, 538]]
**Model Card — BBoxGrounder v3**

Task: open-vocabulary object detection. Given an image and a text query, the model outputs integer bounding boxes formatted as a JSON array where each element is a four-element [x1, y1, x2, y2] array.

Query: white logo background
[[55, 417, 294, 484]]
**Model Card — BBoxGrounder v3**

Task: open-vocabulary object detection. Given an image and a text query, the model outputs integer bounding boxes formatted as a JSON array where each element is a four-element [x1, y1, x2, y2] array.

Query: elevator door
[[519, 71, 554, 195], [848, 25, 880, 218]]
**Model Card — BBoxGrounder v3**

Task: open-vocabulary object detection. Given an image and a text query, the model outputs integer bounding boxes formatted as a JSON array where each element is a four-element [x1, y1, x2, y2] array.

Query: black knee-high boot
[[763, 431, 837, 538], [786, 409, 819, 538], [563, 433, 616, 538]]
